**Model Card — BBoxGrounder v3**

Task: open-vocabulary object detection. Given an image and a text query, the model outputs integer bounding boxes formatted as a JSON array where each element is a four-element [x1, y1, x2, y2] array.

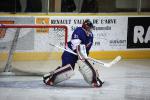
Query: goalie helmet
[[82, 19, 94, 32]]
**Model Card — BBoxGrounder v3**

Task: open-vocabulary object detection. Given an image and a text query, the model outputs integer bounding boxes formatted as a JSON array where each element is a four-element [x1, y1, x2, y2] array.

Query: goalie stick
[[49, 43, 121, 68]]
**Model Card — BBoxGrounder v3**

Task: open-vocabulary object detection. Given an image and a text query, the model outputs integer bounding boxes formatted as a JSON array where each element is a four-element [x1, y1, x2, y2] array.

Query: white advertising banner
[[0, 16, 128, 52], [49, 16, 128, 51]]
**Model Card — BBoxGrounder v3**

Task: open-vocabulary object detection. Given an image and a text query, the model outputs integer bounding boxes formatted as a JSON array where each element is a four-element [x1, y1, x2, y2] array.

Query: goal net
[[0, 24, 68, 76]]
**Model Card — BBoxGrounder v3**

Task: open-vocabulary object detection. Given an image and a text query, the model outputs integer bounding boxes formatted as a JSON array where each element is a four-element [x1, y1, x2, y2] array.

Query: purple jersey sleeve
[[72, 27, 82, 40]]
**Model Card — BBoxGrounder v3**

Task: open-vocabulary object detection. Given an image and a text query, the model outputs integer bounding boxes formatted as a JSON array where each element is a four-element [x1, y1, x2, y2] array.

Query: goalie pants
[[61, 51, 78, 70]]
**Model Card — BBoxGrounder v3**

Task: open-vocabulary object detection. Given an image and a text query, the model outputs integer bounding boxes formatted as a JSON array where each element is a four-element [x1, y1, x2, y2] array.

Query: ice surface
[[0, 59, 150, 100]]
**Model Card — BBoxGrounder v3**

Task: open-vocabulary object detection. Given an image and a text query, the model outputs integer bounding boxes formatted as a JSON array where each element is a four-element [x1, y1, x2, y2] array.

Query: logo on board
[[127, 17, 150, 48]]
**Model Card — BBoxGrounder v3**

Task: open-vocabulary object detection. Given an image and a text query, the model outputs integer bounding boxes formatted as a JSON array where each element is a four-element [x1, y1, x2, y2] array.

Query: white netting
[[0, 24, 68, 75], [48, 27, 66, 50]]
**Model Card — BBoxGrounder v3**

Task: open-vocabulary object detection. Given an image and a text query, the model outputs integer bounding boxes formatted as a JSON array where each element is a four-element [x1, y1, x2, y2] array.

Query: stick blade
[[105, 56, 122, 68], [111, 56, 122, 65]]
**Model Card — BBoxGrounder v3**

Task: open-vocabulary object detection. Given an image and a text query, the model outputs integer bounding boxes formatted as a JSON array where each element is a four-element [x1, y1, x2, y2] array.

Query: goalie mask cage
[[0, 24, 68, 76]]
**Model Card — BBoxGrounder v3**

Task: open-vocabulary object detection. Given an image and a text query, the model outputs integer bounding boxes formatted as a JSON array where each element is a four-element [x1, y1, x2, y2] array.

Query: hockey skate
[[92, 77, 104, 88], [43, 71, 55, 86]]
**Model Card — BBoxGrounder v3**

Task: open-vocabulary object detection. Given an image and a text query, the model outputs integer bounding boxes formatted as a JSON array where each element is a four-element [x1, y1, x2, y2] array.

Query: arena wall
[[0, 13, 150, 60]]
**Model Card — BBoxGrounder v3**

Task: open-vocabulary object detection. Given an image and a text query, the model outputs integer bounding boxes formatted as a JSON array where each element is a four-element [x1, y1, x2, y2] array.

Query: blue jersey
[[68, 27, 93, 54], [62, 27, 94, 69]]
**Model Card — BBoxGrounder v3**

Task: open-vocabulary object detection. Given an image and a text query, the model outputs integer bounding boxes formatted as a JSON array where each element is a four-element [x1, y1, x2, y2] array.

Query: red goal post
[[0, 24, 68, 75]]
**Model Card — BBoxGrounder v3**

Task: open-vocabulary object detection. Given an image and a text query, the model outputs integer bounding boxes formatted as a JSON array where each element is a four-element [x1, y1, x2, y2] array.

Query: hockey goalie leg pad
[[78, 60, 95, 84], [54, 64, 74, 84], [43, 64, 74, 85], [53, 64, 74, 84], [78, 60, 103, 87]]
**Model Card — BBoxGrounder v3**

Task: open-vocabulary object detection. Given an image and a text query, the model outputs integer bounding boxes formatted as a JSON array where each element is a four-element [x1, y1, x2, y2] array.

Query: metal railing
[[0, 0, 149, 14]]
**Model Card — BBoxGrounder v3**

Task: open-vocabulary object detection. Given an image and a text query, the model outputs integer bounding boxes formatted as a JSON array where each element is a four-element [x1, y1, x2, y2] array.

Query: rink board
[[0, 13, 150, 60]]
